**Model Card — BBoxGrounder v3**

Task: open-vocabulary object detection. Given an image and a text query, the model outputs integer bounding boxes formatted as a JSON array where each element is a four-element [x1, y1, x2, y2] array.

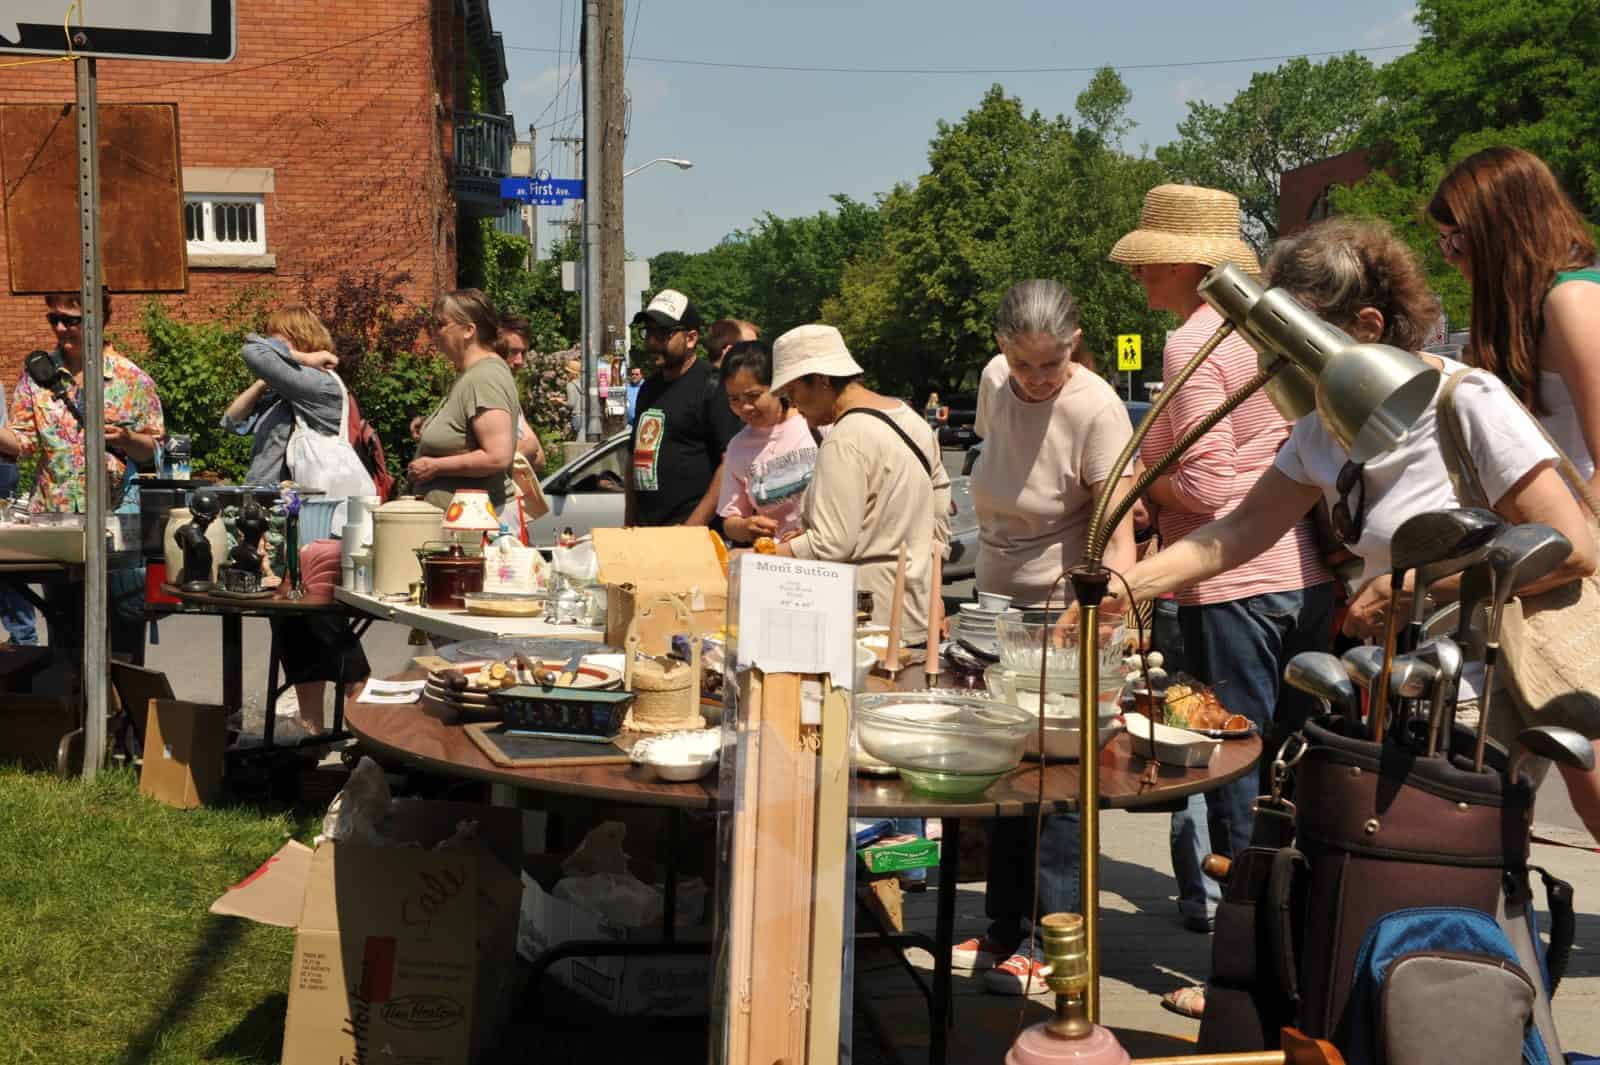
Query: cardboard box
[[139, 699, 228, 808], [858, 835, 941, 875], [594, 526, 727, 655], [212, 800, 523, 1065], [517, 873, 711, 1016]]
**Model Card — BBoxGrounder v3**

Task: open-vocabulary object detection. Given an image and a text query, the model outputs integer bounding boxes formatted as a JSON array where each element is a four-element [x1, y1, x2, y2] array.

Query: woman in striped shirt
[[1109, 185, 1337, 945]]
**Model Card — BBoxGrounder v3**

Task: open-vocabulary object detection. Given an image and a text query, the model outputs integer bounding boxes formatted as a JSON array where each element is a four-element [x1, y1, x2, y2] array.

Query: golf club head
[[1453, 562, 1494, 646], [1530, 692, 1600, 740], [1410, 539, 1500, 631], [1285, 651, 1361, 725], [1415, 637, 1464, 688], [1515, 726, 1597, 772], [1386, 654, 1438, 701], [1390, 508, 1504, 573], [1342, 645, 1385, 690], [1488, 524, 1573, 608]]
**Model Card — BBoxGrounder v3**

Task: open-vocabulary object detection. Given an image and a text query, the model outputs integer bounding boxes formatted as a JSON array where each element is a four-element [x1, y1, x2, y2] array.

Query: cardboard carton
[[517, 873, 711, 1017], [594, 526, 726, 655], [139, 699, 228, 808], [211, 800, 523, 1065]]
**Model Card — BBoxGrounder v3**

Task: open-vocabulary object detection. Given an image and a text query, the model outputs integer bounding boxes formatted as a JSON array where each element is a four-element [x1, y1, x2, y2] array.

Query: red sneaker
[[950, 935, 1013, 971], [983, 953, 1051, 995]]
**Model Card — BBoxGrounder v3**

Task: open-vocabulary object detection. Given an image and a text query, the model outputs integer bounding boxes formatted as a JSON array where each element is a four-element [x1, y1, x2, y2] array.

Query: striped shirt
[[1140, 304, 1331, 607]]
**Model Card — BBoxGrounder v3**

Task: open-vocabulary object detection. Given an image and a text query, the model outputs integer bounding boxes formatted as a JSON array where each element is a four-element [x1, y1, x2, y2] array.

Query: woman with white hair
[[768, 324, 949, 646]]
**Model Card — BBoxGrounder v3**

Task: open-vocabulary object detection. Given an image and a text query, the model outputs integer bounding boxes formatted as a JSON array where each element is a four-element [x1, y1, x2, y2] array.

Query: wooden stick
[[786, 680, 819, 1065], [925, 544, 943, 687], [884, 544, 908, 677], [745, 672, 804, 1065], [724, 668, 764, 1063], [807, 684, 851, 1064]]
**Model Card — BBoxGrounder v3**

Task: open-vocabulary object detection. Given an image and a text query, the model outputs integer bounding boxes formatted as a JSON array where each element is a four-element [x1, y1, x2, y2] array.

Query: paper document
[[358, 678, 426, 704]]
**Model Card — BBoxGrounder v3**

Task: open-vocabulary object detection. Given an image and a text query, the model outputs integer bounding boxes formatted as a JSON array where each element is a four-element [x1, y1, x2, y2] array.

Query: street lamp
[[622, 156, 694, 179]]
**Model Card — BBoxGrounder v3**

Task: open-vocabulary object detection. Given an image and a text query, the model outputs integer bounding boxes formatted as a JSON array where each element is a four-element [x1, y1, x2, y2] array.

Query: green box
[[858, 836, 940, 874]]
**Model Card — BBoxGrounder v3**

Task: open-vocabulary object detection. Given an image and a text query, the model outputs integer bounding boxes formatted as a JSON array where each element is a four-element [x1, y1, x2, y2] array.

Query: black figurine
[[226, 496, 268, 580], [177, 487, 221, 592]]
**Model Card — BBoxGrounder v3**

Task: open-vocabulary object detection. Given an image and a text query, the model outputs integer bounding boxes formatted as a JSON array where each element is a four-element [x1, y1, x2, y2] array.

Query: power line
[[503, 40, 1415, 76]]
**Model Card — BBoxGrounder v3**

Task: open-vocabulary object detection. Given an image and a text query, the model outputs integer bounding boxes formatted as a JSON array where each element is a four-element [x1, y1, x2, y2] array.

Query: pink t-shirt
[[716, 412, 819, 539], [1140, 304, 1331, 606]]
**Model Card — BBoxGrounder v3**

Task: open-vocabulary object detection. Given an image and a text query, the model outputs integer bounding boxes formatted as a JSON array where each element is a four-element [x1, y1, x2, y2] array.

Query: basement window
[[184, 194, 266, 256]]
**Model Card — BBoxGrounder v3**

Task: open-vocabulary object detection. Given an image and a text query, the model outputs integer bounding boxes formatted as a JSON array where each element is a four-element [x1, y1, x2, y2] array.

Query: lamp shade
[[1200, 264, 1440, 462], [441, 489, 499, 532]]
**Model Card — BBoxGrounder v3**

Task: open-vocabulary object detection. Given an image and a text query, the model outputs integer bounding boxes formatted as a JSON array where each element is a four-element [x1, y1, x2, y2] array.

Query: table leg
[[931, 817, 960, 1065], [662, 808, 681, 942], [222, 613, 243, 716], [263, 620, 281, 748]]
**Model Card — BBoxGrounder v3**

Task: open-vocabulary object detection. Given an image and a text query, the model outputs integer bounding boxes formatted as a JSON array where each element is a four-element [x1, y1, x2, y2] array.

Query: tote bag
[[1436, 370, 1600, 738], [285, 370, 377, 528]]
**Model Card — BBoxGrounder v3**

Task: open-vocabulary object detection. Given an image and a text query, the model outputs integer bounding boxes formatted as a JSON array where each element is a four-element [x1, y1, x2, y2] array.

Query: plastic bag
[[318, 755, 392, 846], [554, 872, 662, 929], [285, 370, 376, 527], [552, 539, 599, 584]]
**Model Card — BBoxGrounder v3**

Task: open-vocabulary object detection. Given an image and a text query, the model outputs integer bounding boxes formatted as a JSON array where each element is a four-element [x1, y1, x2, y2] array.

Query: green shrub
[[351, 348, 454, 477]]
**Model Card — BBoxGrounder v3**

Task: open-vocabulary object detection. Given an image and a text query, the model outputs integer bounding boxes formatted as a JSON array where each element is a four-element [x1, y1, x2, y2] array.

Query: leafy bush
[[301, 270, 429, 379], [350, 348, 454, 476], [129, 290, 269, 481]]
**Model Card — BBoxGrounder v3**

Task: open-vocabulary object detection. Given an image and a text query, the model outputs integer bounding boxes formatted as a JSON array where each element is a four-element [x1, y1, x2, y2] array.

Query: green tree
[[1157, 53, 1380, 249], [646, 240, 757, 327], [738, 195, 883, 333]]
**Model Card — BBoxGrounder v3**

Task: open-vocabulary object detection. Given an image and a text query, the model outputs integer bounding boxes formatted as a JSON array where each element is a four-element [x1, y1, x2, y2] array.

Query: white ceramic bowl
[[982, 665, 1125, 760], [631, 729, 720, 782], [1121, 712, 1221, 768]]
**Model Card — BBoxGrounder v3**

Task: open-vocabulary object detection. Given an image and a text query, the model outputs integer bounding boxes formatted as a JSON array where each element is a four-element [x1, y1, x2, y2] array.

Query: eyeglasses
[[642, 324, 685, 341], [46, 311, 82, 328], [1330, 460, 1366, 545], [1436, 229, 1467, 258]]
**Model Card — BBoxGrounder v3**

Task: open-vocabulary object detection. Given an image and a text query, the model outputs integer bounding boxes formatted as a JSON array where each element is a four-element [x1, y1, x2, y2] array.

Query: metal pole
[[76, 57, 108, 779], [581, 0, 603, 441]]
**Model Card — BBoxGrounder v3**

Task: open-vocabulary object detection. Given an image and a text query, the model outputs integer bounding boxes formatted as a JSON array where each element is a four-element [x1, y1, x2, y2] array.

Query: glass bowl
[[854, 692, 1032, 797], [994, 609, 1127, 687], [982, 665, 1125, 760]]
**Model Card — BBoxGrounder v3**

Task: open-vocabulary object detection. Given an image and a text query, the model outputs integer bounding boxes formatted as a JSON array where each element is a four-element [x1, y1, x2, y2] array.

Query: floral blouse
[[9, 348, 164, 514]]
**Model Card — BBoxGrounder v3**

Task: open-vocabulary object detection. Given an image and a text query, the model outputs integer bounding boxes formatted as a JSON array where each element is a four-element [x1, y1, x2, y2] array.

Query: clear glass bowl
[[994, 609, 1128, 687], [982, 665, 1125, 760], [854, 692, 1032, 797]]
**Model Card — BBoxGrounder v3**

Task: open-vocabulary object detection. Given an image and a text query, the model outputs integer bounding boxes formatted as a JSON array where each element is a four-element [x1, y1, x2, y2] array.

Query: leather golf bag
[[1198, 720, 1572, 1063]]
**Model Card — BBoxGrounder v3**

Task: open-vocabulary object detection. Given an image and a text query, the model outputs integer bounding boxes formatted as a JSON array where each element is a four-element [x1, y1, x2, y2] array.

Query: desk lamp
[[1057, 262, 1440, 1027], [441, 489, 500, 550]]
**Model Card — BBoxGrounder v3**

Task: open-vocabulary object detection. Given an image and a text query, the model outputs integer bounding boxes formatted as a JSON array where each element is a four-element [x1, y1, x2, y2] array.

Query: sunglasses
[[46, 311, 83, 328], [642, 324, 686, 340], [1330, 460, 1366, 545]]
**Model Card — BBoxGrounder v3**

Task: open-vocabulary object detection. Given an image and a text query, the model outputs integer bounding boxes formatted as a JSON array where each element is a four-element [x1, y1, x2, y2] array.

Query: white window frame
[[184, 193, 267, 256]]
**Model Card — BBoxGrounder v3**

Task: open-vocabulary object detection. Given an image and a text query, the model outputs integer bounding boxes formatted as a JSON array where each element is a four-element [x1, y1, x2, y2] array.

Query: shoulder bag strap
[[1438, 368, 1600, 521], [834, 406, 933, 477], [288, 368, 351, 438]]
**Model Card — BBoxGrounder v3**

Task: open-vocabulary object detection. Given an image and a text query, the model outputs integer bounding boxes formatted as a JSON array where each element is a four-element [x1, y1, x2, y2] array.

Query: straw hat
[[770, 324, 864, 393], [1109, 184, 1261, 277]]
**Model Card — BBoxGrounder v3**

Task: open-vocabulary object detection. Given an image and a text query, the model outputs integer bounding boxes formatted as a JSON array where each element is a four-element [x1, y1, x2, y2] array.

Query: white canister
[[371, 498, 444, 595], [346, 495, 381, 547], [339, 523, 363, 588]]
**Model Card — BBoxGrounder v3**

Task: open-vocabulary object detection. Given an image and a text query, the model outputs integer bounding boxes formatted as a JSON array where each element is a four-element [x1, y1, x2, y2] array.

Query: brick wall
[[0, 0, 466, 384], [1278, 148, 1376, 238]]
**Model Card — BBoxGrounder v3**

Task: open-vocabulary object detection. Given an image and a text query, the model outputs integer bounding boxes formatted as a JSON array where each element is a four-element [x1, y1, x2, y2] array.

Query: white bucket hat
[[770, 324, 864, 392]]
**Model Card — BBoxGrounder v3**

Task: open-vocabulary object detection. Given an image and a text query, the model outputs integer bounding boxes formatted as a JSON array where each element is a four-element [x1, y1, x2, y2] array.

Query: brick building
[[0, 0, 516, 381], [1277, 148, 1375, 237]]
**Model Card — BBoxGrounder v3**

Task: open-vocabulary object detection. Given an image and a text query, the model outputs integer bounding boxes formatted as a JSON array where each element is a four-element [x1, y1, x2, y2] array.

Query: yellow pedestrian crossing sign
[[1116, 334, 1142, 372]]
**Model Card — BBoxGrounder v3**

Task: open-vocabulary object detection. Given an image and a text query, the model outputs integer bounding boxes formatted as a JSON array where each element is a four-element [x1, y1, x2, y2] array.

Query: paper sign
[[733, 555, 857, 689], [1116, 334, 1142, 372]]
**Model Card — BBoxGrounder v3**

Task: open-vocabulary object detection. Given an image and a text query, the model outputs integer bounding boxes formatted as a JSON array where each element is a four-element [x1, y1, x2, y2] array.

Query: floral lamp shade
[[442, 489, 499, 533]]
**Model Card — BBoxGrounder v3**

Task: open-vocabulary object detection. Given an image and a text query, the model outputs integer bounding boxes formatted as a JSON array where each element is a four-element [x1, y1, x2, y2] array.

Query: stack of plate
[[951, 602, 1018, 659]]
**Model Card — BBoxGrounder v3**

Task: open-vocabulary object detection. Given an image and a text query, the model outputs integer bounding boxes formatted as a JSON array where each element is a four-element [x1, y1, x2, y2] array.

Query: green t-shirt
[[416, 355, 520, 513]]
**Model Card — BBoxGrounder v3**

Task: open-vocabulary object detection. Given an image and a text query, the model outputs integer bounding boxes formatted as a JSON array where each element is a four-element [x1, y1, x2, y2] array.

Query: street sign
[[500, 176, 585, 206], [1116, 334, 1143, 372], [0, 0, 235, 63]]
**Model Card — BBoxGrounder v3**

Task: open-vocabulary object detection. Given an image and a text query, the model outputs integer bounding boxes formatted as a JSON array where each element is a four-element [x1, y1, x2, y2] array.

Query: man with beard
[[624, 290, 743, 527]]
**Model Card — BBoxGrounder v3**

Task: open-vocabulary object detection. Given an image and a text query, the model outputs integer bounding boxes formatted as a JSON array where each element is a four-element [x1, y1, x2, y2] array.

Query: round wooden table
[[345, 681, 1260, 1064]]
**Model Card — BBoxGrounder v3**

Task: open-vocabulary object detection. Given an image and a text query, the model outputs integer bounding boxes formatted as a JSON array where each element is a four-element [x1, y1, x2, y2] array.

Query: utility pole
[[580, 0, 603, 440], [599, 0, 626, 425]]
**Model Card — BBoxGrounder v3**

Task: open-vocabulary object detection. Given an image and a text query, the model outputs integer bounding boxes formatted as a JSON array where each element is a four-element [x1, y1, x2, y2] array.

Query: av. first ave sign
[[0, 0, 236, 63]]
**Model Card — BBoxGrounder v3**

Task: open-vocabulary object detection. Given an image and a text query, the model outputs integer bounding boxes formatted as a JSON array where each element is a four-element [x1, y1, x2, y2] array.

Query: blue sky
[[495, 1, 1422, 260]]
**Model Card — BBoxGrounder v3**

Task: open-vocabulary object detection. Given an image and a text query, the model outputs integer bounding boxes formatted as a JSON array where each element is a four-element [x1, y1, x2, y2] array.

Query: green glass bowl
[[897, 767, 1008, 798]]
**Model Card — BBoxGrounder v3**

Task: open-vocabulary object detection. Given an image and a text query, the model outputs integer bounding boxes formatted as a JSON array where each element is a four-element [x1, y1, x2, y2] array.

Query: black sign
[[0, 0, 236, 63]]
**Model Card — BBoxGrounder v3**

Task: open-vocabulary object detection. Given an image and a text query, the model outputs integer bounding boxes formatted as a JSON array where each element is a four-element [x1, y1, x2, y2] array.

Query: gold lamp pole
[[1065, 263, 1441, 1021]]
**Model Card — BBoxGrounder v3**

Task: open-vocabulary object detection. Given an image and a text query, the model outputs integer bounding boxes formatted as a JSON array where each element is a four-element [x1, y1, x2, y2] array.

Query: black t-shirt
[[630, 359, 743, 526]]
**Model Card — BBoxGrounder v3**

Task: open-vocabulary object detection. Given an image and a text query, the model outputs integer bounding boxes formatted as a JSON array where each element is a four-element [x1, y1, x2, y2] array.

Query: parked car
[[525, 431, 979, 582], [936, 392, 979, 449]]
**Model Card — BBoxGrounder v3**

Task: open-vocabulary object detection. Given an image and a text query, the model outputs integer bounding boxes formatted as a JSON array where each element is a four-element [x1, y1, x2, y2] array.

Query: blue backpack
[[1341, 906, 1551, 1065]]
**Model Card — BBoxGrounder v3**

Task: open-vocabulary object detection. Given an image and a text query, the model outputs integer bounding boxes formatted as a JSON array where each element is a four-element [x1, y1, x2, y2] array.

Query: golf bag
[[1197, 720, 1575, 1064]]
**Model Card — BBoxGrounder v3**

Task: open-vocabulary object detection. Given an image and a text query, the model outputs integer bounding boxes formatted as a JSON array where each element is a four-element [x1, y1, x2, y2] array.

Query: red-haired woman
[[1429, 147, 1600, 492]]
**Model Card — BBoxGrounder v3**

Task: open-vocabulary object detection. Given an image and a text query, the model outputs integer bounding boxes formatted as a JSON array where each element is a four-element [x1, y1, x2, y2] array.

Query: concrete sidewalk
[[859, 807, 1600, 1064]]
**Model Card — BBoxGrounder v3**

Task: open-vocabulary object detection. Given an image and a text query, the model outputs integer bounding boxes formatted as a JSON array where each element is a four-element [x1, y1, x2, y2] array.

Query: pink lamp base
[[1005, 1023, 1131, 1065]]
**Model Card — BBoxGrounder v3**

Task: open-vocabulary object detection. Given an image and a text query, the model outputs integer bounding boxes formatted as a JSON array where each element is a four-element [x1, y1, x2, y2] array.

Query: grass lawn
[[0, 766, 313, 1065]]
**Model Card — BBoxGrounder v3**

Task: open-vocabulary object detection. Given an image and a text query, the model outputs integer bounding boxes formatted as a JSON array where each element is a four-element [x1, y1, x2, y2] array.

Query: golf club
[[1416, 636, 1464, 757], [1444, 561, 1496, 755], [1386, 654, 1438, 703], [1474, 524, 1573, 771], [1407, 527, 1501, 648], [1509, 725, 1596, 787], [1284, 651, 1362, 731], [1376, 509, 1505, 743]]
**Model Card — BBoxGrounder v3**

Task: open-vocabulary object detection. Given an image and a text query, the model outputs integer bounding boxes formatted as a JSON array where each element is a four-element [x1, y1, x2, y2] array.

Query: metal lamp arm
[[1089, 358, 1285, 561], [1083, 322, 1237, 565]]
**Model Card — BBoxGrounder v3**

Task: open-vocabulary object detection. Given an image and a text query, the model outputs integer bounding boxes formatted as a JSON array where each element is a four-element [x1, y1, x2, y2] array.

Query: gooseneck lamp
[[1054, 262, 1441, 1031]]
